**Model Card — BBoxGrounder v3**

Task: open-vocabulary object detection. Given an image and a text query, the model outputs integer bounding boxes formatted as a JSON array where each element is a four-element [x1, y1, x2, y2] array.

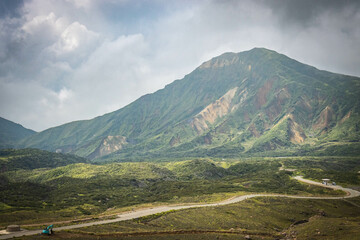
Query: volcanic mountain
[[19, 48, 360, 160]]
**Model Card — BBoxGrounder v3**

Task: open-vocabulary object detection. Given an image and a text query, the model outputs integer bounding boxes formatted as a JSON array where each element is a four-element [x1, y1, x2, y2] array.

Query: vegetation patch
[[0, 157, 357, 228], [68, 197, 360, 240]]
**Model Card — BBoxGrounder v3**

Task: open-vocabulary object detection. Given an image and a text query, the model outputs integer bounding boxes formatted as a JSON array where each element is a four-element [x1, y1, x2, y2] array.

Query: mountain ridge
[[18, 48, 360, 160], [0, 117, 36, 148]]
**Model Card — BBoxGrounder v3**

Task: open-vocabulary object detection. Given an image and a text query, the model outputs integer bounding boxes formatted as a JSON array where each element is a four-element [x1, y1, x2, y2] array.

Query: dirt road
[[1, 176, 359, 239]]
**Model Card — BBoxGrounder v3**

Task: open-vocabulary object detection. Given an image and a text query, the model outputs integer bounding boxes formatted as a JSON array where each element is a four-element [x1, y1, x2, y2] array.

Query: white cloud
[[52, 22, 99, 53], [66, 34, 153, 117], [58, 87, 72, 102], [0, 79, 73, 130], [22, 12, 66, 35], [46, 21, 101, 68]]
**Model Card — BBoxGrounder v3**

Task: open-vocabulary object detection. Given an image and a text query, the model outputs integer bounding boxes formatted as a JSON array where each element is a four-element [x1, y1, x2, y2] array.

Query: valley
[[1, 167, 359, 239], [1, 148, 360, 239]]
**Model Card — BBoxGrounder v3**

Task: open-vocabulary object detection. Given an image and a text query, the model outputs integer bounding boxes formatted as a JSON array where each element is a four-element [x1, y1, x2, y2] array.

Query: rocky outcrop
[[256, 79, 274, 108], [265, 88, 290, 122], [248, 123, 261, 138], [190, 87, 238, 134], [340, 111, 352, 124], [88, 135, 127, 159], [169, 135, 181, 146], [288, 115, 307, 144], [313, 106, 334, 133]]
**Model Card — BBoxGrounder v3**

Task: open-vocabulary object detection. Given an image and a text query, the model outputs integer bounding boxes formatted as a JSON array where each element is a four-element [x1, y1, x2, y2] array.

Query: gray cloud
[[0, 0, 359, 131], [264, 0, 360, 24], [0, 0, 23, 18]]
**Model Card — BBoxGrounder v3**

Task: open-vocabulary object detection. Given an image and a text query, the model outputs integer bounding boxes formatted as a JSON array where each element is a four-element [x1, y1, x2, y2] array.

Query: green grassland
[[20, 196, 360, 240], [281, 156, 360, 186], [20, 232, 273, 240], [79, 197, 360, 237], [1, 155, 358, 228]]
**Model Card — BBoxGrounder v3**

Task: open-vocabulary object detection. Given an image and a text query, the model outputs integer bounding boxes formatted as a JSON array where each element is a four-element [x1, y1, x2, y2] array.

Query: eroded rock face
[[265, 88, 291, 122], [248, 123, 261, 138], [288, 115, 307, 144], [169, 135, 181, 146], [313, 106, 334, 133], [101, 136, 127, 155], [89, 135, 127, 159], [340, 111, 352, 124], [190, 87, 239, 134], [256, 80, 274, 108]]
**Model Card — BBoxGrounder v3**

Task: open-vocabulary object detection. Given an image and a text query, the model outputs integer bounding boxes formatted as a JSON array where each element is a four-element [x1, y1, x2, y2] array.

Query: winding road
[[1, 176, 359, 239]]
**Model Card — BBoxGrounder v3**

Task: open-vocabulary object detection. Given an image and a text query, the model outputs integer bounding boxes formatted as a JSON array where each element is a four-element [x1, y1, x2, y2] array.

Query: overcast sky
[[1, 0, 359, 131]]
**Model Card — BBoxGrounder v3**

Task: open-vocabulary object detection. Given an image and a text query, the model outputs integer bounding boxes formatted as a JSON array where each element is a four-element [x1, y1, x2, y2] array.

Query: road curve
[[1, 176, 359, 239]]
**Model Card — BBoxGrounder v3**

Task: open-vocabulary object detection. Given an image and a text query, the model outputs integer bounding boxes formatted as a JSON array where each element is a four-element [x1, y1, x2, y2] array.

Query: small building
[[322, 179, 330, 185]]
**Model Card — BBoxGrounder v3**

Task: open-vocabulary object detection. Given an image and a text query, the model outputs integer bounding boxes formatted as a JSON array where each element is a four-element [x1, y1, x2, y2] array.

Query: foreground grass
[[76, 197, 360, 234], [0, 179, 343, 228], [16, 232, 273, 240], [17, 196, 360, 240], [2, 156, 358, 239], [1, 157, 358, 227]]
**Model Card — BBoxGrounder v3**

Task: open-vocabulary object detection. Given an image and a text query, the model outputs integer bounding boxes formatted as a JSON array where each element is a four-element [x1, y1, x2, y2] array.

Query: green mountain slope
[[0, 117, 36, 148], [20, 48, 360, 160]]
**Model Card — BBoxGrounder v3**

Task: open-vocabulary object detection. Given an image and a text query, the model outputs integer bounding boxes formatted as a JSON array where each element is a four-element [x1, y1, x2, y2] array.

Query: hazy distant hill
[[0, 117, 36, 148], [0, 148, 87, 172], [19, 48, 360, 160]]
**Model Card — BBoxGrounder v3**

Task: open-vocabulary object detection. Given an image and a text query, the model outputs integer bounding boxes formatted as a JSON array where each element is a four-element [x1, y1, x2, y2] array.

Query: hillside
[[0, 117, 36, 148], [0, 148, 88, 172], [19, 48, 360, 160]]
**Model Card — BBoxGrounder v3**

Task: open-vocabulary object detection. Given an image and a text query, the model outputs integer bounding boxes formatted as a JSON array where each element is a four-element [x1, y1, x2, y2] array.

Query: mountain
[[19, 48, 360, 160], [0, 117, 36, 148]]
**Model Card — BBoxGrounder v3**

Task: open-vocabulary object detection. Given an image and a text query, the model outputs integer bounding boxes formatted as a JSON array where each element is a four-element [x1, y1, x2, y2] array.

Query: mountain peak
[[18, 49, 360, 159], [198, 47, 279, 70], [247, 47, 276, 53], [198, 52, 238, 69]]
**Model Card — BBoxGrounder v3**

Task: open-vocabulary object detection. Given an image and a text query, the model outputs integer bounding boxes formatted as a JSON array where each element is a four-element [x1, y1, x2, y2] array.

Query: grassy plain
[[1, 155, 358, 229], [18, 196, 360, 240]]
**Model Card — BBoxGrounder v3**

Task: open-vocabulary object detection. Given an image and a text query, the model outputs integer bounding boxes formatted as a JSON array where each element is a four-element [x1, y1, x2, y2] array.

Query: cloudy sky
[[1, 0, 359, 131]]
